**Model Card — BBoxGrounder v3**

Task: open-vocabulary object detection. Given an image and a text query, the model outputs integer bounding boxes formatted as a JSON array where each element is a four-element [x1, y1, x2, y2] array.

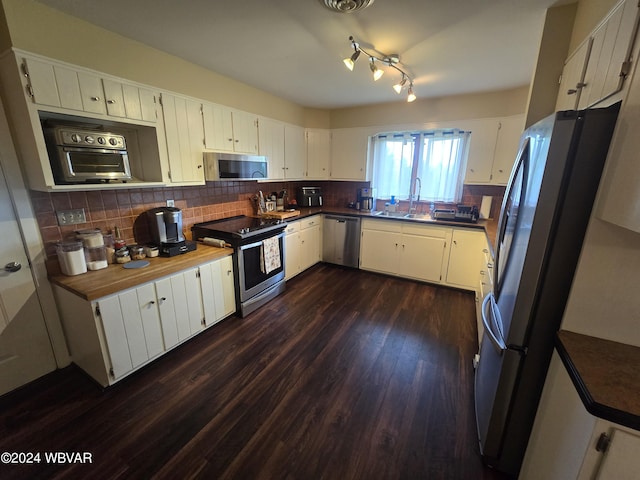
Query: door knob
[[5, 262, 21, 272]]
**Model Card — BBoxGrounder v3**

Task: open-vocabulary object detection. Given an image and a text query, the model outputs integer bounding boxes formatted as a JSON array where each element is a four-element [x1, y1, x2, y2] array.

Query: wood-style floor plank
[[0, 264, 510, 479]]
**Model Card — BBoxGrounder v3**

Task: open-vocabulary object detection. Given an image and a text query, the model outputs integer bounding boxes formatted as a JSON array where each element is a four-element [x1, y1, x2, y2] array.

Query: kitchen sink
[[372, 211, 431, 221]]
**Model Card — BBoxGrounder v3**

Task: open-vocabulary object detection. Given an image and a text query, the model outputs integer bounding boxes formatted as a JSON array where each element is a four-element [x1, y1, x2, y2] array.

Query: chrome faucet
[[409, 177, 421, 213]]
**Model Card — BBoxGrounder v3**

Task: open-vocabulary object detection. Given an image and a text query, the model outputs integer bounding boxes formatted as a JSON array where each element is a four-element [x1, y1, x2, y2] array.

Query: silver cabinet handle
[[90, 96, 101, 101], [4, 261, 21, 273], [107, 99, 116, 104]]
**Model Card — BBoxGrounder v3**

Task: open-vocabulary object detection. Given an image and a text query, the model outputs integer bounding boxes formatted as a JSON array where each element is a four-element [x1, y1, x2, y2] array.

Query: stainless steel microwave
[[203, 152, 268, 181], [44, 126, 131, 184]]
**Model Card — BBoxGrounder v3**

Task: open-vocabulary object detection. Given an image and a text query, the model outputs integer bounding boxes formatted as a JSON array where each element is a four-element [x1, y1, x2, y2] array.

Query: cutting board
[[261, 210, 300, 220]]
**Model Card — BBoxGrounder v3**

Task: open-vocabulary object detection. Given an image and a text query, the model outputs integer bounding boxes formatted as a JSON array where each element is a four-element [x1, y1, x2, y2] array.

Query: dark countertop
[[556, 330, 640, 431], [293, 206, 498, 252]]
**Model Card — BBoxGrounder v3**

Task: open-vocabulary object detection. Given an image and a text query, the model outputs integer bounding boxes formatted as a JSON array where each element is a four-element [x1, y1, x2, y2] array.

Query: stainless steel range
[[192, 216, 287, 317]]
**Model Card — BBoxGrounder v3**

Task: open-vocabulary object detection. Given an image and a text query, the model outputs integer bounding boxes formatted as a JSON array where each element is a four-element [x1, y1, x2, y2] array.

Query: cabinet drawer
[[361, 218, 401, 233], [285, 221, 300, 234], [402, 223, 450, 238], [301, 216, 320, 229]]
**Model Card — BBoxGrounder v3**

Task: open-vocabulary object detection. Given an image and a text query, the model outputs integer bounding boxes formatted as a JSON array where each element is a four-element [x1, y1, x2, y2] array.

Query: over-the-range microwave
[[203, 152, 268, 181]]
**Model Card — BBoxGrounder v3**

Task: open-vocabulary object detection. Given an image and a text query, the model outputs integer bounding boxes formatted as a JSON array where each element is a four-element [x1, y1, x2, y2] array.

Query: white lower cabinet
[[199, 255, 236, 326], [360, 219, 451, 283], [521, 353, 640, 480], [446, 229, 486, 289], [284, 215, 322, 280], [54, 255, 235, 387]]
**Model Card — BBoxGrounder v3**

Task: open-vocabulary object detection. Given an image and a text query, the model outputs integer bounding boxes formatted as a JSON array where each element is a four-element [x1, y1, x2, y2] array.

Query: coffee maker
[[358, 188, 377, 212], [148, 207, 196, 256]]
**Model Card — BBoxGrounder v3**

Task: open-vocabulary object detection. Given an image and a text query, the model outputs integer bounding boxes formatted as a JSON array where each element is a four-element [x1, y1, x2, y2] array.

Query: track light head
[[369, 57, 383, 81], [407, 84, 416, 102], [393, 75, 407, 94]]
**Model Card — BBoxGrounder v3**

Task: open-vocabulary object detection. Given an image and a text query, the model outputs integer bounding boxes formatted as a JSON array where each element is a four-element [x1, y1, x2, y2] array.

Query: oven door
[[237, 231, 285, 302], [59, 146, 131, 182]]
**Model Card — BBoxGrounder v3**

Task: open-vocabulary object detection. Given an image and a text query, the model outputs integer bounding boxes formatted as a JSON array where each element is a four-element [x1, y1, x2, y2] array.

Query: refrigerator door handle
[[481, 293, 507, 353]]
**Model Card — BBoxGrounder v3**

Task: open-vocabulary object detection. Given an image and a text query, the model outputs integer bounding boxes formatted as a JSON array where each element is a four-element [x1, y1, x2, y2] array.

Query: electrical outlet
[[56, 208, 86, 226], [166, 199, 175, 207]]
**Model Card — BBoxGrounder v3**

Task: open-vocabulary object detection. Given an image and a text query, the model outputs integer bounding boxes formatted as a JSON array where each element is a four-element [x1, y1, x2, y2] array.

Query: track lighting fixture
[[343, 35, 416, 103]]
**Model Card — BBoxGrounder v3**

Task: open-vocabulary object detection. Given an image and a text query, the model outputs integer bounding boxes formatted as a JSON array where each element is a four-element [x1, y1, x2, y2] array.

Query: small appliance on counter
[[147, 207, 196, 256], [297, 186, 323, 207], [432, 204, 479, 223], [357, 188, 376, 212]]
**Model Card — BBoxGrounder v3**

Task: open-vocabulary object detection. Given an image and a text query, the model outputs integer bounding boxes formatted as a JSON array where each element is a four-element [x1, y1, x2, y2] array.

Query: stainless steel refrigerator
[[474, 102, 621, 476]]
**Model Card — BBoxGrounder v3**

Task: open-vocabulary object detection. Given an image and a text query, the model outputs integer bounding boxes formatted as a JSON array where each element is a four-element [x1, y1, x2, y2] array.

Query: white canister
[[57, 241, 87, 276], [76, 229, 104, 248], [85, 246, 108, 271]]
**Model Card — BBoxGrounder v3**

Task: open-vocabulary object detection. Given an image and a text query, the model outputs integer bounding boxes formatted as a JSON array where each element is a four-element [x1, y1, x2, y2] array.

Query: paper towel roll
[[480, 196, 492, 219]]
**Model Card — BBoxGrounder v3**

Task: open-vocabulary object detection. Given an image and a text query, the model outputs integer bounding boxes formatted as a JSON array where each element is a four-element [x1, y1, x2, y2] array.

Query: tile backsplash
[[32, 180, 502, 259]]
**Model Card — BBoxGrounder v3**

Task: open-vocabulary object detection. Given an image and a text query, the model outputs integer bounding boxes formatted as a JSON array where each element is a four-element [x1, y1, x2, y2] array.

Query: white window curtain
[[372, 129, 470, 203]]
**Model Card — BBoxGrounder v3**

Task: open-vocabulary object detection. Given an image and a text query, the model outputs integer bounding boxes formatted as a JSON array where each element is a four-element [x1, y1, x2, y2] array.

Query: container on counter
[[144, 245, 159, 258], [102, 233, 115, 264], [130, 245, 146, 261], [76, 228, 104, 248], [57, 241, 87, 276], [85, 246, 108, 271], [115, 247, 131, 264]]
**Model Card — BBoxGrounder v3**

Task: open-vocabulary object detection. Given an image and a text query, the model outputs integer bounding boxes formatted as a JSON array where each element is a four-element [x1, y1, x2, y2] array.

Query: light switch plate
[[56, 208, 86, 225]]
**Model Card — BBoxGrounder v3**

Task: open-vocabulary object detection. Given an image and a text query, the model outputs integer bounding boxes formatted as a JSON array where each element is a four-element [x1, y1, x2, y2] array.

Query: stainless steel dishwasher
[[322, 215, 361, 267]]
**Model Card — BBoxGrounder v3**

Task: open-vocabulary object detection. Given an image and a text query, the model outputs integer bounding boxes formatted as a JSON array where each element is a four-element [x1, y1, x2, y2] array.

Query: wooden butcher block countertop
[[49, 244, 233, 301], [556, 330, 640, 431]]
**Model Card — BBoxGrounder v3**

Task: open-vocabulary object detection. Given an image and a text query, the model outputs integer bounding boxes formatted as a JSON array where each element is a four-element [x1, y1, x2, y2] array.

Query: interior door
[[0, 161, 56, 395]]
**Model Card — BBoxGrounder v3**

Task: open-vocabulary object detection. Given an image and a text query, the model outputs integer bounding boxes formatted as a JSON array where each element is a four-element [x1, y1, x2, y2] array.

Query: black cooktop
[[192, 215, 285, 242]]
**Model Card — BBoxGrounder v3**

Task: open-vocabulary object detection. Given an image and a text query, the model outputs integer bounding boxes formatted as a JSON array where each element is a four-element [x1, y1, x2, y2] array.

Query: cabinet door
[[232, 110, 259, 154], [162, 94, 205, 183], [184, 267, 204, 334], [218, 255, 236, 318], [138, 88, 158, 122], [135, 283, 165, 359], [330, 128, 369, 180], [593, 428, 640, 479], [580, 0, 640, 108], [258, 117, 285, 180], [77, 71, 107, 115], [284, 124, 306, 179], [300, 222, 321, 270], [22, 57, 61, 107], [491, 115, 524, 185], [284, 229, 301, 280], [203, 102, 235, 151], [112, 289, 149, 368], [360, 228, 401, 274], [400, 233, 446, 283], [556, 39, 592, 111], [169, 272, 195, 341], [464, 120, 498, 184], [53, 65, 84, 111], [306, 129, 331, 179], [95, 295, 134, 379], [446, 229, 484, 289], [154, 276, 180, 349], [102, 78, 127, 117]]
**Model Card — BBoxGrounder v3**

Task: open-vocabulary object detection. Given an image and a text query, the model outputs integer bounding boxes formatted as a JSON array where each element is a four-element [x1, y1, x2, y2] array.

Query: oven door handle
[[238, 232, 284, 251]]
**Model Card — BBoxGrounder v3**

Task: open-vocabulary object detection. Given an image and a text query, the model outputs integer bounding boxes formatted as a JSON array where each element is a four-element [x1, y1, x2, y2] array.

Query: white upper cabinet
[[202, 102, 259, 154], [556, 38, 592, 111], [579, 0, 640, 109], [465, 115, 524, 185], [258, 117, 286, 179], [160, 93, 205, 184], [284, 124, 306, 179], [330, 128, 370, 181], [306, 128, 331, 180], [22, 55, 158, 122]]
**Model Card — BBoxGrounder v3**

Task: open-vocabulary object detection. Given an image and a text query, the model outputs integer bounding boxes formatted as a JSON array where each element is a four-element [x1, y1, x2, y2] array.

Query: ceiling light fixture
[[320, 0, 376, 13], [343, 36, 417, 103]]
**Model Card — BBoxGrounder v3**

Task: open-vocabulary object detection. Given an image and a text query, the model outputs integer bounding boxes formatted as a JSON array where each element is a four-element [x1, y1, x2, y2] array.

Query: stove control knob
[[239, 228, 249, 234], [70, 133, 82, 143], [109, 137, 119, 146], [97, 136, 106, 145], [84, 135, 95, 144]]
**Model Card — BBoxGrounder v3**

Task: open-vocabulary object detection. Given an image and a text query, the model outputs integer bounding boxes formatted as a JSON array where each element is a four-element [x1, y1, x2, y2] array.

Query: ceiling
[[35, 0, 568, 109]]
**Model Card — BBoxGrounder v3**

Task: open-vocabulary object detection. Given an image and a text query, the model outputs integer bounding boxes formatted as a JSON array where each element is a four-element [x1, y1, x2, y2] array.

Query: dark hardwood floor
[[0, 264, 511, 480]]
